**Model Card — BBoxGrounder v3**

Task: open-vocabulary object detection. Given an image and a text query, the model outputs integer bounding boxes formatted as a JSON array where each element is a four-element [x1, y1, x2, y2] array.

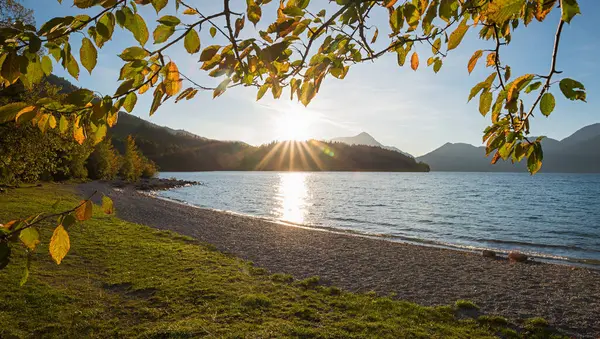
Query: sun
[[274, 103, 316, 141]]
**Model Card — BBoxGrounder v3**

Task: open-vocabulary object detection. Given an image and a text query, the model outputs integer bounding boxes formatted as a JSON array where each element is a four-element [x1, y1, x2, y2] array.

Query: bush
[[455, 299, 479, 310]]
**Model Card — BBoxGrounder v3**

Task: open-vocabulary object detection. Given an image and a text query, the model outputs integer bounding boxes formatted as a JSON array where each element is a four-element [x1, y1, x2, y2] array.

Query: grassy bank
[[0, 185, 560, 338]]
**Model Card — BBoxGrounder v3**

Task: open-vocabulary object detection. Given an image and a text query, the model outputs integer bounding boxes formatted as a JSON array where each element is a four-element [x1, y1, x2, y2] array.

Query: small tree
[[86, 139, 122, 180], [120, 135, 143, 182]]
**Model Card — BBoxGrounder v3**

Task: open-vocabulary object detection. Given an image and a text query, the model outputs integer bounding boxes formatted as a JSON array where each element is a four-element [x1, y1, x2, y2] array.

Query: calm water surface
[[157, 172, 600, 264]]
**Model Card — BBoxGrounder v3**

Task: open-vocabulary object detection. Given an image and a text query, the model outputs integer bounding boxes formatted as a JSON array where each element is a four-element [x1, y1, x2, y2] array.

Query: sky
[[24, 1, 599, 157]]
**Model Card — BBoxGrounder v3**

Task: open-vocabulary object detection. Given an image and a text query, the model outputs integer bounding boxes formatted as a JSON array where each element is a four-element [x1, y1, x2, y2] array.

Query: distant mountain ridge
[[44, 76, 427, 172], [331, 132, 414, 158], [417, 123, 600, 173]]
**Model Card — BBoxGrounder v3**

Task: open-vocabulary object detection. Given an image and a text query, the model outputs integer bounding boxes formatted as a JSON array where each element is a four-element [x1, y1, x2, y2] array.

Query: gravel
[[79, 181, 600, 338]]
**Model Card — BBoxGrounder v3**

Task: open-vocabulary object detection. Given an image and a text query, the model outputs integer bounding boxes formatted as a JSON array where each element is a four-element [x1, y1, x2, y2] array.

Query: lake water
[[157, 172, 600, 265]]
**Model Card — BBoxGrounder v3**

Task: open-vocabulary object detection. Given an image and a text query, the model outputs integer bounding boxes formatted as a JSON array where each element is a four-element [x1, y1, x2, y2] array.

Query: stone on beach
[[508, 252, 528, 263], [482, 250, 496, 258]]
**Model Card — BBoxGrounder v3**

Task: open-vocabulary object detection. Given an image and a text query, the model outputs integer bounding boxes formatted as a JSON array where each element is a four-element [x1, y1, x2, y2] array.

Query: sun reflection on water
[[274, 172, 308, 224]]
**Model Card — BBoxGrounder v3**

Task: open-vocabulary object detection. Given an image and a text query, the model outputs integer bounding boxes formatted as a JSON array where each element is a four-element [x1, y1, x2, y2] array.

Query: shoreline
[[79, 181, 600, 338], [148, 189, 600, 269]]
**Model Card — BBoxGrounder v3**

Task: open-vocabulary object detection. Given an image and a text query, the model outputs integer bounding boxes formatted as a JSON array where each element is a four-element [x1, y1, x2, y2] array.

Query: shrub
[[455, 299, 479, 310]]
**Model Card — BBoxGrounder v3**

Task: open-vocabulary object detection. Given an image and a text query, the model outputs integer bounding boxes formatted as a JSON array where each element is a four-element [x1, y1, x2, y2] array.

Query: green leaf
[[540, 93, 555, 116], [525, 81, 542, 93], [158, 15, 180, 26], [96, 12, 116, 45], [299, 81, 315, 106], [256, 84, 269, 101], [213, 78, 231, 98], [65, 89, 94, 106], [247, 2, 262, 26], [0, 102, 28, 124], [0, 242, 10, 270], [479, 91, 493, 116], [527, 142, 543, 174], [80, 37, 97, 74], [559, 78, 586, 101], [433, 59, 442, 73], [19, 253, 31, 286], [41, 56, 53, 76], [59, 115, 69, 134], [1, 53, 22, 84], [153, 24, 175, 44], [19, 228, 40, 251], [126, 14, 149, 46], [115, 79, 135, 96], [123, 92, 137, 113], [200, 45, 220, 62], [561, 0, 580, 24], [152, 0, 168, 13], [210, 27, 217, 38], [448, 18, 469, 51], [102, 196, 114, 214], [94, 124, 107, 145], [184, 29, 200, 54], [439, 0, 457, 23], [119, 47, 148, 61], [66, 54, 80, 80], [486, 0, 525, 24], [62, 214, 77, 228]]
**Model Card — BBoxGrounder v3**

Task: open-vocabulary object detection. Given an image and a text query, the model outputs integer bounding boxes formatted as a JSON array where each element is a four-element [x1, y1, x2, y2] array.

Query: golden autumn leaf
[[75, 200, 93, 221], [410, 52, 419, 71], [468, 50, 483, 74], [49, 225, 70, 265], [73, 125, 85, 145], [164, 62, 182, 96], [486, 52, 497, 67]]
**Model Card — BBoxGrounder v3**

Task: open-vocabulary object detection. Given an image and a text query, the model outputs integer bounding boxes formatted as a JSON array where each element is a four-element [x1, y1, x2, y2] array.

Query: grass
[[0, 185, 565, 338]]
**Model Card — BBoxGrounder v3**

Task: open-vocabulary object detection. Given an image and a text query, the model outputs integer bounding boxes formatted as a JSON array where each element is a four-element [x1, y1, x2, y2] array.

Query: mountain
[[417, 125, 600, 173], [45, 75, 428, 172], [331, 132, 413, 158]]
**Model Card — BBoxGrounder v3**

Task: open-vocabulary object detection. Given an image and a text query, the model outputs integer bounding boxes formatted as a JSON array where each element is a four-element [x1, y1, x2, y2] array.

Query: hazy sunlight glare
[[274, 102, 316, 141], [274, 172, 309, 224]]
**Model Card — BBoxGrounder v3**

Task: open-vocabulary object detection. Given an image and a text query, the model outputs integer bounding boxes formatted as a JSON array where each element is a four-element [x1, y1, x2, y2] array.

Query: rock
[[482, 250, 496, 258], [508, 252, 528, 263]]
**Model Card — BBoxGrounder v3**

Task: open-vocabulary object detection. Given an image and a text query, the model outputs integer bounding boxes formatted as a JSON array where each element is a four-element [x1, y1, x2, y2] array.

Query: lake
[[157, 172, 600, 265]]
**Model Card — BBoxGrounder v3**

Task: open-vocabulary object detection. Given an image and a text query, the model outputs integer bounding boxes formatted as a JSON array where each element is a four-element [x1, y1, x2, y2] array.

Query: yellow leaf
[[507, 74, 534, 103], [385, 0, 398, 8], [468, 50, 483, 74], [486, 52, 497, 67], [107, 111, 118, 127], [3, 220, 19, 230], [447, 19, 469, 51], [74, 125, 85, 144], [19, 228, 40, 251], [164, 62, 182, 96], [15, 106, 37, 124], [75, 200, 93, 221], [102, 196, 114, 215], [48, 115, 57, 129], [535, 0, 557, 21], [183, 8, 198, 15], [410, 52, 419, 71], [49, 225, 70, 265]]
